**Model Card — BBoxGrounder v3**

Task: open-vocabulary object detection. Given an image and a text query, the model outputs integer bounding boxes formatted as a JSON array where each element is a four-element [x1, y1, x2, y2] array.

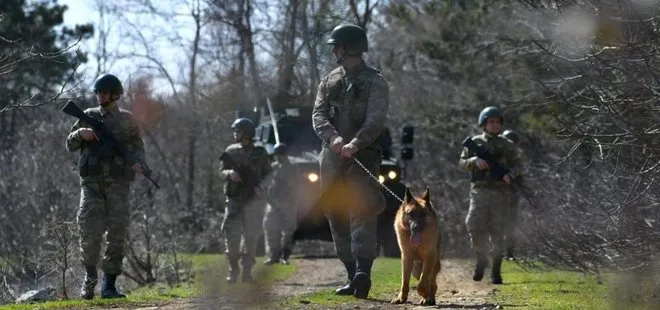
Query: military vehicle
[[242, 101, 414, 257]]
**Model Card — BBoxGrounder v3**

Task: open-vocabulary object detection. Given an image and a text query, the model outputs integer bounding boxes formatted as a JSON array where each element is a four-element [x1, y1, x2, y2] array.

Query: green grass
[[278, 258, 656, 309], [0, 254, 296, 310], [493, 262, 610, 310]]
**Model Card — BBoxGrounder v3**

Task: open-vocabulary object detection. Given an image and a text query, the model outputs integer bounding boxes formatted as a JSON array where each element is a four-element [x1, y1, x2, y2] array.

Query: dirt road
[[147, 257, 501, 310]]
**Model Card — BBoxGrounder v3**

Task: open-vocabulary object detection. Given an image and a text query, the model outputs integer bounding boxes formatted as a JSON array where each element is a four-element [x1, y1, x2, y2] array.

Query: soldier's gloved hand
[[230, 171, 243, 182], [503, 174, 511, 184], [78, 128, 98, 141], [132, 163, 144, 175], [340, 143, 358, 158], [475, 158, 489, 170], [330, 135, 345, 153]]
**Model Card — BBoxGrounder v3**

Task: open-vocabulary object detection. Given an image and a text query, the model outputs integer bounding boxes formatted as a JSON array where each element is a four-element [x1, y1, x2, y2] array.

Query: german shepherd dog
[[391, 187, 442, 306]]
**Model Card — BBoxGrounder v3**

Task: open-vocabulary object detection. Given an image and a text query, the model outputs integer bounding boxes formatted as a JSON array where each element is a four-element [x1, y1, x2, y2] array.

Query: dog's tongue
[[410, 233, 422, 247]]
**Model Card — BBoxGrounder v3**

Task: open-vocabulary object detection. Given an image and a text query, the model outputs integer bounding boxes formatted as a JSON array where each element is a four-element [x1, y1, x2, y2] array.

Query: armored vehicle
[[244, 102, 414, 257]]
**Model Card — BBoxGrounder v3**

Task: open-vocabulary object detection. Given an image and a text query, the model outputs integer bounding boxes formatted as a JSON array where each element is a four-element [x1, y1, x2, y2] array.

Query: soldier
[[312, 23, 389, 299], [501, 129, 521, 261], [263, 143, 300, 265], [458, 106, 521, 285], [65, 73, 146, 299], [218, 118, 271, 284]]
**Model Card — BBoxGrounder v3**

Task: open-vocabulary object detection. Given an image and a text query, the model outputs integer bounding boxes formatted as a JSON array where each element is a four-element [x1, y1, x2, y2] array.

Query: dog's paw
[[419, 297, 436, 306], [391, 297, 407, 304]]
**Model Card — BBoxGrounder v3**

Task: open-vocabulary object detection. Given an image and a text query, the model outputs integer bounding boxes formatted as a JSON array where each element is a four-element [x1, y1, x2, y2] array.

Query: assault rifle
[[218, 152, 260, 198], [462, 136, 537, 208], [62, 100, 160, 189]]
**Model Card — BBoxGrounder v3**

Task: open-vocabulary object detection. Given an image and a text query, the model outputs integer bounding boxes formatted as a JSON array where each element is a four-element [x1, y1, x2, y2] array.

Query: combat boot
[[334, 260, 356, 296], [264, 250, 281, 266], [472, 252, 488, 282], [280, 245, 292, 265], [353, 257, 373, 299], [100, 274, 126, 299], [491, 254, 504, 285], [226, 257, 240, 284], [241, 266, 256, 284], [504, 247, 516, 261], [80, 265, 97, 300]]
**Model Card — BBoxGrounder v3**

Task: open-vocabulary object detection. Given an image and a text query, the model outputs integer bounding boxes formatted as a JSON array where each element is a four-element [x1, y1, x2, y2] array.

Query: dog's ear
[[404, 187, 414, 204], [422, 187, 430, 205]]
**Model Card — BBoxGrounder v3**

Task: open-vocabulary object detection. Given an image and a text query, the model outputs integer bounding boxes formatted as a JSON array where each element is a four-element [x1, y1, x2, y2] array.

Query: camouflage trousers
[[77, 180, 131, 275], [504, 190, 520, 251], [465, 184, 509, 255], [319, 147, 386, 262], [263, 202, 297, 257], [222, 198, 266, 268]]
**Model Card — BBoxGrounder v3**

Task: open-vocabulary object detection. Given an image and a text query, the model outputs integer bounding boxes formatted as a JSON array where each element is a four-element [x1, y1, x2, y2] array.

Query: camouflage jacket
[[312, 61, 389, 151], [266, 160, 300, 206], [219, 143, 271, 200], [65, 103, 145, 184], [458, 132, 521, 187]]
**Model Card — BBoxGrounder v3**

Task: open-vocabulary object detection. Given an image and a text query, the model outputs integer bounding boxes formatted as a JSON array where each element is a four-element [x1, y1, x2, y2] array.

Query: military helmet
[[502, 130, 519, 144], [92, 73, 124, 95], [231, 118, 255, 137], [478, 106, 503, 126], [273, 143, 288, 155], [326, 23, 368, 53]]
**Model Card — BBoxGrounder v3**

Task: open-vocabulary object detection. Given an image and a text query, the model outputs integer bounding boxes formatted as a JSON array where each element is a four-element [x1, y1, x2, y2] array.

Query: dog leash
[[352, 157, 405, 204]]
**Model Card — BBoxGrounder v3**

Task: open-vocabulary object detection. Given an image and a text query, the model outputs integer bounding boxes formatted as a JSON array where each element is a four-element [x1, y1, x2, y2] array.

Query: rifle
[[62, 100, 160, 189], [218, 152, 260, 198], [461, 136, 537, 208]]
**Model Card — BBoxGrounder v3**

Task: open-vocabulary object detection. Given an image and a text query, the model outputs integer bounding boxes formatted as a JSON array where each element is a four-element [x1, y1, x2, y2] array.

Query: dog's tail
[[412, 260, 422, 280]]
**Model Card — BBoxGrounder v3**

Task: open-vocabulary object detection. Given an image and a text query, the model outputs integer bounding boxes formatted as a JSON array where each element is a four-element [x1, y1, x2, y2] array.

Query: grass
[[495, 262, 660, 310], [493, 262, 610, 310], [4, 255, 658, 309], [0, 254, 296, 310], [278, 258, 658, 310]]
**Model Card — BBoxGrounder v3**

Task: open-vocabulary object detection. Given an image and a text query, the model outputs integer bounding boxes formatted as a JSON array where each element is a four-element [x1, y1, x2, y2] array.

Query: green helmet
[[326, 23, 368, 53], [478, 106, 503, 126], [231, 118, 255, 137], [92, 73, 123, 95], [502, 130, 519, 144]]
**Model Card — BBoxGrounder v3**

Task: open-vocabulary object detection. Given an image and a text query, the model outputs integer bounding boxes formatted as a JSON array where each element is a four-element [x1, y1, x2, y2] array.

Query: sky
[[57, 0, 196, 95]]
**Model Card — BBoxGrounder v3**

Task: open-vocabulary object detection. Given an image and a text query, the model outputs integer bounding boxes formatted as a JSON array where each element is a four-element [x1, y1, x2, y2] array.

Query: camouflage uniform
[[458, 131, 520, 283], [219, 143, 270, 282], [263, 159, 300, 263], [312, 61, 388, 295], [66, 103, 144, 295]]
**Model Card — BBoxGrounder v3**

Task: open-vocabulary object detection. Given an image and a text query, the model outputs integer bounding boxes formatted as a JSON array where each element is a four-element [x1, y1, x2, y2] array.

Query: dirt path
[[149, 258, 500, 310]]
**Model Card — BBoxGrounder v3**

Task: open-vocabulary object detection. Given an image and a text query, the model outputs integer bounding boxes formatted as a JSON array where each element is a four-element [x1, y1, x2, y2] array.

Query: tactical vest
[[325, 64, 382, 151], [77, 108, 134, 180], [223, 145, 267, 199], [468, 136, 512, 184]]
